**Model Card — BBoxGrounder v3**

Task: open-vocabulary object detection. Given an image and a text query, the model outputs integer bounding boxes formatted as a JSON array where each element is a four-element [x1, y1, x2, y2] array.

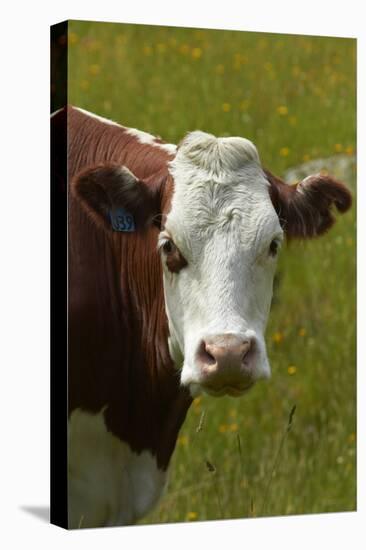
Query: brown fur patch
[[61, 106, 192, 471]]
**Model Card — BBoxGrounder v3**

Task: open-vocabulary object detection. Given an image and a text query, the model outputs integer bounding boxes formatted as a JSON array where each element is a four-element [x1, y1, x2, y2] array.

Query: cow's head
[[72, 131, 351, 398]]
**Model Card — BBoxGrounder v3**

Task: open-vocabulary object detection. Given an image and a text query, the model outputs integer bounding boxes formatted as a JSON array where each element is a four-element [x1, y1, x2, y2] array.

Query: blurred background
[[67, 20, 356, 524]]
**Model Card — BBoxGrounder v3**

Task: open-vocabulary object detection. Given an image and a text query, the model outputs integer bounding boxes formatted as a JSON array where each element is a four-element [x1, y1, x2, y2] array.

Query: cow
[[51, 106, 351, 528]]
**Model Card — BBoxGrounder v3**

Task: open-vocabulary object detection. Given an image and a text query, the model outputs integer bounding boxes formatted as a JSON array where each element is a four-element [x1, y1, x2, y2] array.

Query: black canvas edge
[[50, 20, 68, 529]]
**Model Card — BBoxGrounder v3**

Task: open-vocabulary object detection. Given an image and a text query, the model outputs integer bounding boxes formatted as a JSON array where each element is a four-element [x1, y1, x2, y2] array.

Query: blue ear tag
[[109, 207, 136, 232]]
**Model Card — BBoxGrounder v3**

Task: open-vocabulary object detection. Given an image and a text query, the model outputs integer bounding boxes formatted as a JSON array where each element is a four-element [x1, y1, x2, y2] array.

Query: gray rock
[[283, 154, 356, 189]]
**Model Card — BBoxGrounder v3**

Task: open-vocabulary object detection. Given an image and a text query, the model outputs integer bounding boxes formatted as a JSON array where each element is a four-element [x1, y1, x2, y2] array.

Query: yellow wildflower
[[186, 511, 198, 521], [143, 45, 152, 56], [87, 40, 101, 52], [157, 43, 166, 54], [277, 105, 288, 116], [179, 44, 189, 54], [287, 365, 297, 375], [334, 143, 343, 153], [88, 64, 100, 76], [229, 423, 239, 432], [192, 47, 202, 59], [222, 103, 231, 113], [313, 86, 322, 96], [219, 424, 228, 433], [298, 328, 306, 337], [345, 145, 354, 155], [68, 32, 78, 45], [272, 331, 284, 344], [178, 435, 189, 447], [233, 54, 248, 68], [280, 147, 290, 157]]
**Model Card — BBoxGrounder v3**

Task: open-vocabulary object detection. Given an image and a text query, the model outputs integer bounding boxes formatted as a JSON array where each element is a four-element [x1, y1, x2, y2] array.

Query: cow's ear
[[265, 169, 352, 239], [71, 164, 162, 231]]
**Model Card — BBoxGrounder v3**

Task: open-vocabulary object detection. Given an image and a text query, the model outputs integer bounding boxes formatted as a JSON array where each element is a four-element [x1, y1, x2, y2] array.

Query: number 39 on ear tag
[[109, 207, 136, 232]]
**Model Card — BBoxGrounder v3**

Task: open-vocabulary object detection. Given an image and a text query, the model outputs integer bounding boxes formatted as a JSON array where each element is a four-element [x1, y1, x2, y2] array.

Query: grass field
[[68, 21, 356, 524]]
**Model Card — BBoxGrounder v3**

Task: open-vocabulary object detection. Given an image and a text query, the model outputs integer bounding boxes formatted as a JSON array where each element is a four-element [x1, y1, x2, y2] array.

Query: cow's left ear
[[71, 164, 163, 231], [265, 169, 352, 238]]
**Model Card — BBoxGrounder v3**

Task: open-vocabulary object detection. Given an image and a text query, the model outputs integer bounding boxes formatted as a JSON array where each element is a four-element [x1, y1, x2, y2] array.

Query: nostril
[[240, 340, 251, 361], [196, 334, 258, 377], [197, 340, 216, 366]]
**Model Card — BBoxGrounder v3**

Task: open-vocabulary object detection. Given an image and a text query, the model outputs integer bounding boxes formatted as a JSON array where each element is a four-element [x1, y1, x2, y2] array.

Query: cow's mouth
[[201, 381, 255, 398]]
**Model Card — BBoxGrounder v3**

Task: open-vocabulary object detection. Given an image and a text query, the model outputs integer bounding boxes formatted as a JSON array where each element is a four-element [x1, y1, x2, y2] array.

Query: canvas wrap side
[[50, 20, 68, 529]]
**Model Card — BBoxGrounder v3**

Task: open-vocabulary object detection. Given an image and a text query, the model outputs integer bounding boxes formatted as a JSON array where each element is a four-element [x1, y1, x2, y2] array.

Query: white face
[[159, 132, 283, 398]]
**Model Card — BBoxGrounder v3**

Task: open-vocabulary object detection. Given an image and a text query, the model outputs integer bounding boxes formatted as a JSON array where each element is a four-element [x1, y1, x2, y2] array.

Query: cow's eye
[[159, 237, 188, 273], [161, 239, 176, 255], [269, 239, 279, 257]]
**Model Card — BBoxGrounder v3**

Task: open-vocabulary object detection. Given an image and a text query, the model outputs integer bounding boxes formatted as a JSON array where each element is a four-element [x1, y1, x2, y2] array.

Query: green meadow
[[68, 21, 356, 524]]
